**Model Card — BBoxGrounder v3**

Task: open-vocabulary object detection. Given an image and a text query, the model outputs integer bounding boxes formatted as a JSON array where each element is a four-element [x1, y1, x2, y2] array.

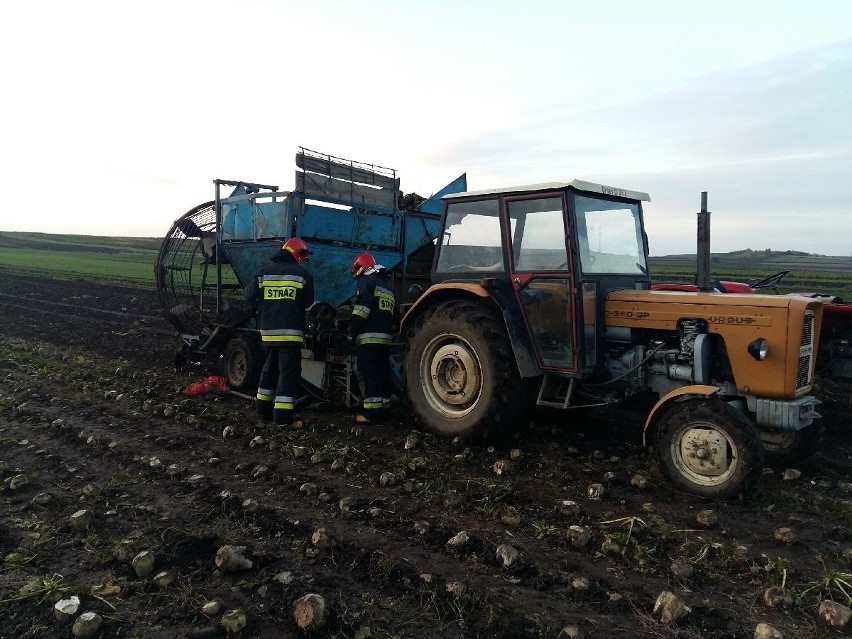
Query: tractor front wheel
[[655, 398, 764, 499]]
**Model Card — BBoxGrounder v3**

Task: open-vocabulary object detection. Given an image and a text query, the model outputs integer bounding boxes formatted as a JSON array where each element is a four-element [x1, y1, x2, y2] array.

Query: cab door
[[505, 194, 579, 372]]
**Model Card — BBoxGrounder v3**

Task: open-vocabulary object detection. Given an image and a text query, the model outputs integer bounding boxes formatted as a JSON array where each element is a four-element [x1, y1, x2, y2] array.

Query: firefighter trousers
[[356, 343, 393, 422], [256, 343, 301, 425]]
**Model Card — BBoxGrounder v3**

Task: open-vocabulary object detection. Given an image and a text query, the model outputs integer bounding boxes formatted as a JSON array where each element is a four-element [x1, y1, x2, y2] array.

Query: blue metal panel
[[300, 202, 400, 249], [354, 207, 400, 249], [302, 244, 406, 307], [222, 190, 292, 241], [419, 174, 467, 214], [299, 203, 355, 243], [221, 184, 249, 238], [222, 240, 282, 289], [255, 201, 290, 238], [404, 213, 441, 257], [402, 174, 466, 257]]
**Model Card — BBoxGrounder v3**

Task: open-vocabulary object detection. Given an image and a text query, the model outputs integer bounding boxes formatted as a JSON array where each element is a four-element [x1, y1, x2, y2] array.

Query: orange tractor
[[400, 182, 823, 498]]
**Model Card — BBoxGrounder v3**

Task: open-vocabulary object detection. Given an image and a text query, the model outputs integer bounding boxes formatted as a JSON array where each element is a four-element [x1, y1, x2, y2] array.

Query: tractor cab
[[432, 180, 651, 377]]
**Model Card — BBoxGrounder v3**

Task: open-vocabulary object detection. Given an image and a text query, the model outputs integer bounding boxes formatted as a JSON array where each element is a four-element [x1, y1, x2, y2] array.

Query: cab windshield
[[573, 194, 647, 275]]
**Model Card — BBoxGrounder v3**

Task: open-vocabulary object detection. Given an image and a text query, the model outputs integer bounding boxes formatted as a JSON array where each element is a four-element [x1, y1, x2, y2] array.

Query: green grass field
[[650, 250, 852, 298], [1, 231, 850, 298], [0, 232, 161, 287]]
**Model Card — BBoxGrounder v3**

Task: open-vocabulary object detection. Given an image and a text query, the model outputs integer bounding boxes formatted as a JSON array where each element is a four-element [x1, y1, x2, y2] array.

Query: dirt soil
[[1, 272, 851, 639]]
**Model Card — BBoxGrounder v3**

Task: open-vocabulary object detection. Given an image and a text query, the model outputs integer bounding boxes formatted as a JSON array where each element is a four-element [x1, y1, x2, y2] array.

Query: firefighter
[[349, 251, 396, 424], [245, 237, 314, 427]]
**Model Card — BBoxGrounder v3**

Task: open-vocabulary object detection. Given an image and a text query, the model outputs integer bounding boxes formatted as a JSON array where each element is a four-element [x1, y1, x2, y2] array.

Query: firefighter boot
[[255, 399, 273, 422]]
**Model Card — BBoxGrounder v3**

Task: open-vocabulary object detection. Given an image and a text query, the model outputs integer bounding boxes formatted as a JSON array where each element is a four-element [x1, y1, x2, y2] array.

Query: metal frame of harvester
[[155, 148, 466, 405]]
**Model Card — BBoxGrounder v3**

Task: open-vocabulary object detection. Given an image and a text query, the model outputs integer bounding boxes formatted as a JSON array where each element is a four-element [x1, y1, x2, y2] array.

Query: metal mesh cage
[[154, 201, 219, 335]]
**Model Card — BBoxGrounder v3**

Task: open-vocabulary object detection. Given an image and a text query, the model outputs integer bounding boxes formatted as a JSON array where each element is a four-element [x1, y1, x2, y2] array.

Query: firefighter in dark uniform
[[349, 251, 396, 424], [245, 237, 314, 427]]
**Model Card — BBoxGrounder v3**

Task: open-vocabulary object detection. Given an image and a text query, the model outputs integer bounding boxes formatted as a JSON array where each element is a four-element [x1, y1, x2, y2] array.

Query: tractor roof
[[442, 179, 650, 202]]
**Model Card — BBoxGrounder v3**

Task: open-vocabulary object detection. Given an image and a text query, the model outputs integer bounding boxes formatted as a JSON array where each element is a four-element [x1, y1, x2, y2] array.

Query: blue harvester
[[155, 148, 465, 404]]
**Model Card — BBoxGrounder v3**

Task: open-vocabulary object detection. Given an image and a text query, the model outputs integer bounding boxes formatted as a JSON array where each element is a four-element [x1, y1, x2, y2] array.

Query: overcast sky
[[2, 0, 851, 256]]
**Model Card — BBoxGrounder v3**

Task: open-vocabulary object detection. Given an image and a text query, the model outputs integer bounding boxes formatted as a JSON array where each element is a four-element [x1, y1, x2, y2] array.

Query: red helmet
[[282, 237, 312, 263], [351, 251, 376, 278]]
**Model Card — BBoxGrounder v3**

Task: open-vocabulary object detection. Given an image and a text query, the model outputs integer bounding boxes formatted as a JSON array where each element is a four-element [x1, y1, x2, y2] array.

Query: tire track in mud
[[4, 344, 849, 639], [0, 294, 173, 338], [0, 358, 648, 638], [0, 276, 177, 367], [0, 292, 165, 323]]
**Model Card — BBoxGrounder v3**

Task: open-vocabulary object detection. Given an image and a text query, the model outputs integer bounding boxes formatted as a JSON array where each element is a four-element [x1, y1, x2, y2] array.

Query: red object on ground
[[183, 376, 237, 398], [205, 376, 230, 393], [183, 382, 213, 397]]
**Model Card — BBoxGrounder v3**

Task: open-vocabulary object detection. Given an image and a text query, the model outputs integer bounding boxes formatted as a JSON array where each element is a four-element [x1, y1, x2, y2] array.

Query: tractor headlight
[[748, 338, 769, 361]]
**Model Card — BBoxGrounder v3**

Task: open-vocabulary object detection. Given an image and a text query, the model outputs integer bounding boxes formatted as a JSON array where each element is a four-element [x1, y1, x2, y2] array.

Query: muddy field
[[1, 272, 851, 639]]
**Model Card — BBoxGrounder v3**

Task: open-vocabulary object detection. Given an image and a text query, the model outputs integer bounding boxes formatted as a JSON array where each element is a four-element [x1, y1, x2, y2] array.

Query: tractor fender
[[400, 282, 541, 378], [642, 385, 720, 446], [400, 282, 491, 335]]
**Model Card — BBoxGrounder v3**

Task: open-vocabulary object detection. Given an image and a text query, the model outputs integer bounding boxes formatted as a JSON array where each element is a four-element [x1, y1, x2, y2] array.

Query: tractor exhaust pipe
[[696, 192, 712, 292]]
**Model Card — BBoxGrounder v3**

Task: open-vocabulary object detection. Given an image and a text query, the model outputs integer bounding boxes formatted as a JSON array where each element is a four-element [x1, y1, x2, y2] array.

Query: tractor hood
[[605, 289, 824, 398], [606, 289, 821, 330]]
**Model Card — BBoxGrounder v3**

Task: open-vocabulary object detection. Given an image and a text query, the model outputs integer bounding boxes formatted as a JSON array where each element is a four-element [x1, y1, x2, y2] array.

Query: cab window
[[507, 197, 568, 271], [435, 199, 504, 272], [574, 195, 646, 275]]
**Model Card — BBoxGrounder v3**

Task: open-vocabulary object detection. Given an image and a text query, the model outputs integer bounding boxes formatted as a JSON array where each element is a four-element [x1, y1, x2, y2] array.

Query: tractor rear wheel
[[223, 337, 264, 392], [655, 398, 764, 499], [403, 301, 527, 440]]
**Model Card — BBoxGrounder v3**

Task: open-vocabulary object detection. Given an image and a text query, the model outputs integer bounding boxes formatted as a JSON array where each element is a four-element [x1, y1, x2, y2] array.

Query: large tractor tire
[[655, 398, 764, 499], [759, 421, 824, 467], [403, 301, 527, 440], [223, 337, 264, 392]]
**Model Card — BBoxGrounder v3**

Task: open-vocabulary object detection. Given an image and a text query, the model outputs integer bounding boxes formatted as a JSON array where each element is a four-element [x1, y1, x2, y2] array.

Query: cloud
[[420, 41, 852, 255]]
